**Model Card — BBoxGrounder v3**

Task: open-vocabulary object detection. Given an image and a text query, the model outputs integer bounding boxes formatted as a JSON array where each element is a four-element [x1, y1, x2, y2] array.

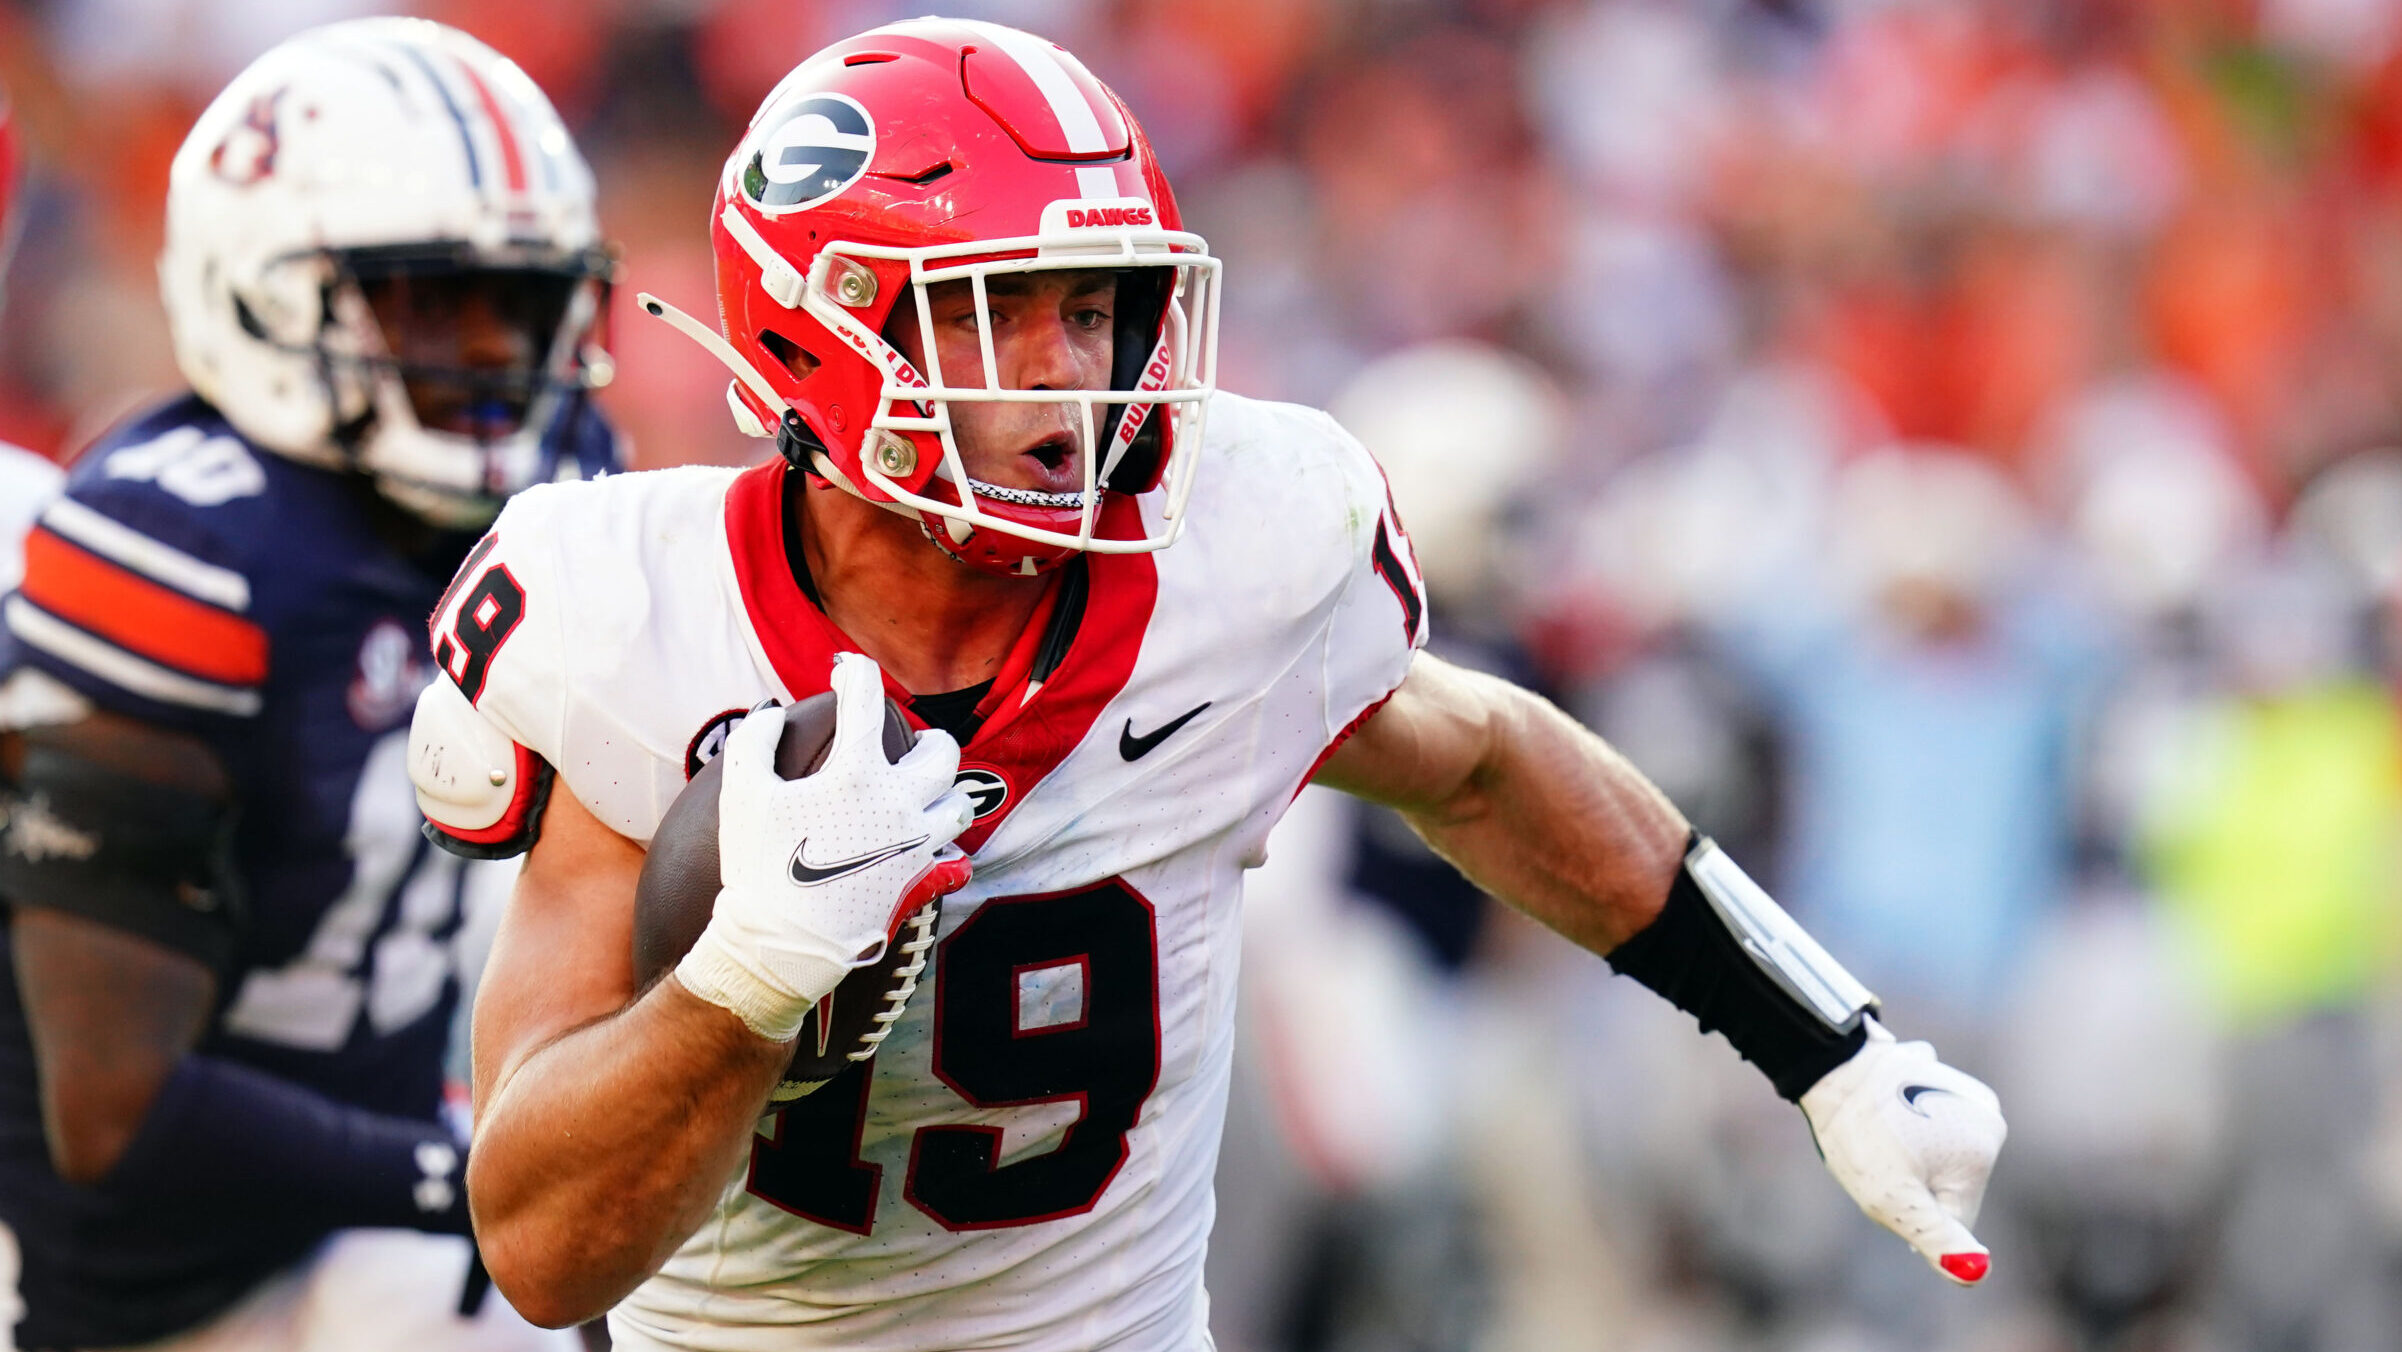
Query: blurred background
[[9, 0, 2402, 1348]]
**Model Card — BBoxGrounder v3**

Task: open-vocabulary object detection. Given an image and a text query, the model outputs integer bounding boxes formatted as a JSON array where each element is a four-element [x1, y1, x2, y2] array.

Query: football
[[633, 691, 939, 1105]]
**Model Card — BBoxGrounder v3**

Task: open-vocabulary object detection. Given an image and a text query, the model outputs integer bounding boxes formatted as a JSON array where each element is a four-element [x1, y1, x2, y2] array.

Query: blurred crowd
[[10, 0, 2402, 1349]]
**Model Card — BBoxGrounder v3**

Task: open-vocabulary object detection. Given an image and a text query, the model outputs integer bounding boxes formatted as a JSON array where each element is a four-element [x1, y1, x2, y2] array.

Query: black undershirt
[[908, 681, 994, 743]]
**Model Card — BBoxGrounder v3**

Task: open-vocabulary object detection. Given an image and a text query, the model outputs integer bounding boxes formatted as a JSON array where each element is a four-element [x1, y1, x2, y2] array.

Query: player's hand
[[1799, 1018, 2006, 1286], [676, 652, 975, 1043]]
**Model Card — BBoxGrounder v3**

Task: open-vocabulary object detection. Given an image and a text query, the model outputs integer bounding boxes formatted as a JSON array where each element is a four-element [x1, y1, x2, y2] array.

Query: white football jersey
[[414, 392, 1426, 1350]]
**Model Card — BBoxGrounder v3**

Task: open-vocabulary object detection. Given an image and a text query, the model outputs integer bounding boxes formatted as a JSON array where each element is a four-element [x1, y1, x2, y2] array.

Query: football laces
[[858, 901, 941, 1056]]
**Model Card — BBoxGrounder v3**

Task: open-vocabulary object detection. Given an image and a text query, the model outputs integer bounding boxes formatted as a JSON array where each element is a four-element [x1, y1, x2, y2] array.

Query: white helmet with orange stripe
[[159, 17, 613, 528]]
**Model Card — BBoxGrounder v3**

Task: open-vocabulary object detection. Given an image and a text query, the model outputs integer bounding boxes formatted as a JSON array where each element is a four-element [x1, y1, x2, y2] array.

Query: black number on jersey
[[748, 1062, 881, 1234], [1370, 517, 1424, 642], [908, 881, 1160, 1228], [744, 879, 1163, 1233], [436, 566, 526, 705]]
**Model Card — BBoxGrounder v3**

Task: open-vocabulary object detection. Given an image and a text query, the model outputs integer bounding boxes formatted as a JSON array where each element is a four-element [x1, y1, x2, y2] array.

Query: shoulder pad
[[410, 677, 550, 859]]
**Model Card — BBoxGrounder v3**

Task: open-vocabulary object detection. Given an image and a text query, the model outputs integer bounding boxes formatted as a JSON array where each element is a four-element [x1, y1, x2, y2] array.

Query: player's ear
[[758, 329, 817, 383]]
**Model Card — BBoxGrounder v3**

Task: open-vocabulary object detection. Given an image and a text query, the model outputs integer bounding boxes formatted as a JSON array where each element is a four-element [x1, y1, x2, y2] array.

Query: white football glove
[[1800, 1017, 2007, 1286], [675, 652, 975, 1043]]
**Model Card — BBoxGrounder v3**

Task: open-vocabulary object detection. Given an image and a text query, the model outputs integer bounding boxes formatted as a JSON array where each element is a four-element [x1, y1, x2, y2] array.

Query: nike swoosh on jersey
[[1120, 702, 1212, 761], [788, 834, 929, 886]]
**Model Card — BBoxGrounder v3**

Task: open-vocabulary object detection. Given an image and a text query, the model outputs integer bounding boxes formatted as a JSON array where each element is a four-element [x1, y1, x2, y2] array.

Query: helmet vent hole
[[760, 329, 819, 383], [843, 51, 899, 66], [873, 157, 956, 187]]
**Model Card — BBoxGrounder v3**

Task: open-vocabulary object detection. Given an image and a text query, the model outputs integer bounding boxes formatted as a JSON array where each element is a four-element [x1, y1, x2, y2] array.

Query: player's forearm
[[1399, 675, 1688, 955], [100, 1054, 472, 1232], [468, 975, 790, 1329]]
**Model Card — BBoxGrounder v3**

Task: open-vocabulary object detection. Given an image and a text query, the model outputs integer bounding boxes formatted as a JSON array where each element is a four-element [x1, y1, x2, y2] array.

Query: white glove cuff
[[673, 904, 855, 1043]]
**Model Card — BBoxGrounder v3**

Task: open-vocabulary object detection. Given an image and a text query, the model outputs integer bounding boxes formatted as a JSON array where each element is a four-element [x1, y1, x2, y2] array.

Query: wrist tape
[[673, 904, 854, 1044], [1606, 833, 1875, 1100]]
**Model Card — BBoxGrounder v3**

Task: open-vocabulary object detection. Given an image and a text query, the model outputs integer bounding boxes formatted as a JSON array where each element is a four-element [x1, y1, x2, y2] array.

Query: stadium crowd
[[5, 0, 2402, 1349]]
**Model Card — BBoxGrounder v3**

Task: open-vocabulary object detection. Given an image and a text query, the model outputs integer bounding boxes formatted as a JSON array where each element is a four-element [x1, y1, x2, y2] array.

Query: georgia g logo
[[740, 92, 875, 213]]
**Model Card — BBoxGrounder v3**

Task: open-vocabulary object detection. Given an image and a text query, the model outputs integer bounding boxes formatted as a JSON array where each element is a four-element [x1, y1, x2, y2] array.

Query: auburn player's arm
[[0, 708, 478, 1230], [0, 711, 478, 1224], [4, 712, 220, 1181], [461, 786, 788, 1329]]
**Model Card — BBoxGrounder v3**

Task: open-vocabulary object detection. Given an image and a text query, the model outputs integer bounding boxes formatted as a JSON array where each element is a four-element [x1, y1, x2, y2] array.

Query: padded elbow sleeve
[[409, 677, 550, 861], [0, 744, 242, 974]]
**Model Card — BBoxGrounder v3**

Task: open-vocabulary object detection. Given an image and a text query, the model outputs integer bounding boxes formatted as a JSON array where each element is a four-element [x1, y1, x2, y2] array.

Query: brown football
[[634, 691, 938, 1105]]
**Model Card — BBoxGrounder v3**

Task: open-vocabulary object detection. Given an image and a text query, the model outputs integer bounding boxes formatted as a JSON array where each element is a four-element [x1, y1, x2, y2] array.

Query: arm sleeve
[[0, 741, 243, 974]]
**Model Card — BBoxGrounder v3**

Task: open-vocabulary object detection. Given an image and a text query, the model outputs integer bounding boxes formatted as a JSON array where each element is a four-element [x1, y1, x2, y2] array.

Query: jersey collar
[[723, 459, 1158, 851]]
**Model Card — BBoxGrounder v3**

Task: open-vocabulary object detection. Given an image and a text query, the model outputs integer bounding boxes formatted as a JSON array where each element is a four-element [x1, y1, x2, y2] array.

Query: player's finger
[[1880, 1184, 1991, 1286], [922, 787, 976, 842], [897, 723, 962, 790], [1918, 1086, 2005, 1230], [826, 652, 889, 759], [719, 705, 786, 783], [1931, 1170, 1993, 1232]]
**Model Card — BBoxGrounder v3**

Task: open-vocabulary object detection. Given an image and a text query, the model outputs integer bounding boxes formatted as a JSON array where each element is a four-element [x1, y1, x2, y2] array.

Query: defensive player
[[413, 19, 2005, 1349], [0, 21, 616, 1350]]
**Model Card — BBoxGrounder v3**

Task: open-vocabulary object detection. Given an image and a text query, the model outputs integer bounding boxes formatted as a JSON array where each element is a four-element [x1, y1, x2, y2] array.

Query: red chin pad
[[907, 473, 1080, 577], [919, 504, 1080, 577]]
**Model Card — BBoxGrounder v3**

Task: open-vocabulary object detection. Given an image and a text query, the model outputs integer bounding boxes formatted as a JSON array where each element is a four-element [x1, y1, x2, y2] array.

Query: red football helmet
[[641, 18, 1220, 576]]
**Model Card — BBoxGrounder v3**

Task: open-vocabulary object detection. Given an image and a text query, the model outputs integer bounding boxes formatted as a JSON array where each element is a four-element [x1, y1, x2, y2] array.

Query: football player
[[412, 20, 2005, 1349], [0, 20, 616, 1351]]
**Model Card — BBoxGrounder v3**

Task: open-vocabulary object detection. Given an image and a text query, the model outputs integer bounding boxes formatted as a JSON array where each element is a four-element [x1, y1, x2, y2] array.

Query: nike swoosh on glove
[[1800, 1017, 2007, 1286], [676, 652, 976, 1043]]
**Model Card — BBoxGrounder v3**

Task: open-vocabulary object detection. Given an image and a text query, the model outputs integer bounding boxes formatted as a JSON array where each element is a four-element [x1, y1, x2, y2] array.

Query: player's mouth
[[1013, 430, 1085, 494], [955, 420, 1096, 505], [397, 367, 537, 441]]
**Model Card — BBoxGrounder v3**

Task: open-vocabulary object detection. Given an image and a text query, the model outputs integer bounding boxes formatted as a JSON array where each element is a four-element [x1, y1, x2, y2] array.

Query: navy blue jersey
[[0, 394, 618, 1348]]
